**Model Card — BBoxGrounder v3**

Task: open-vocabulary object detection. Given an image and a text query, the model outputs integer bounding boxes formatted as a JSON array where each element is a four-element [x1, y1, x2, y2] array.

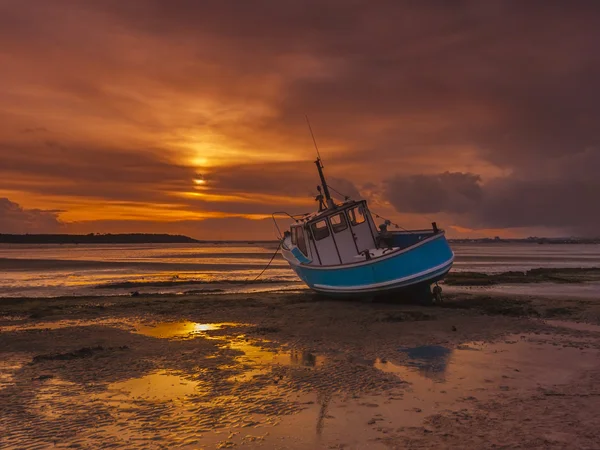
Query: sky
[[1, 0, 599, 239]]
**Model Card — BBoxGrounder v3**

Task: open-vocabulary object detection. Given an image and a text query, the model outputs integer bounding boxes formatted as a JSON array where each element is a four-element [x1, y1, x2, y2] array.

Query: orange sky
[[1, 1, 598, 239]]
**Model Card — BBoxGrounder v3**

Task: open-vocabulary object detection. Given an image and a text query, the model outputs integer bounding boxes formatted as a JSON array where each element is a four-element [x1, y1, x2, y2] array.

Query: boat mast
[[306, 115, 335, 209], [314, 158, 334, 209]]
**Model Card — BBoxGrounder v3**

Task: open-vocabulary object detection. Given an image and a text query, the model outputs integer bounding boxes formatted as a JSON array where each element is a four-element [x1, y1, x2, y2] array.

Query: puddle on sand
[[105, 370, 203, 402], [391, 345, 453, 382], [225, 339, 324, 382], [0, 318, 246, 339], [264, 336, 600, 449], [374, 336, 599, 410], [134, 320, 325, 382], [6, 317, 600, 449], [228, 339, 323, 367], [135, 320, 243, 339]]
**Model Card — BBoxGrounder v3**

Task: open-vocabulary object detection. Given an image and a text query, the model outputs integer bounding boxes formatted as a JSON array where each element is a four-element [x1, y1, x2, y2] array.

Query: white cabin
[[289, 200, 381, 266]]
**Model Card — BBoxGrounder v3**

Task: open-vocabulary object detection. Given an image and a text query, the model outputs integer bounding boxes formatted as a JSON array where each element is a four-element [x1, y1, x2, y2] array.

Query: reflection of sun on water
[[135, 321, 242, 339], [194, 323, 218, 332]]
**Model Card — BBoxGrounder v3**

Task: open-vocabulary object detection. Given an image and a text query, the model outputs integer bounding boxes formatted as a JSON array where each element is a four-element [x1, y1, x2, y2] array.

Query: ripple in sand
[[0, 353, 28, 389], [0, 318, 133, 333]]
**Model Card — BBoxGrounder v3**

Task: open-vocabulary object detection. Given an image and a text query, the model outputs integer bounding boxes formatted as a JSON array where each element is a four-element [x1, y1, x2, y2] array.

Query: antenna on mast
[[305, 115, 334, 209], [305, 115, 322, 162]]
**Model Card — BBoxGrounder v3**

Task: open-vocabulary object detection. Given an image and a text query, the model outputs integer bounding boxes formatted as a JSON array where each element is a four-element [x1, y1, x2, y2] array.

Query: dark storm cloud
[[327, 177, 363, 202], [382, 146, 600, 236], [475, 178, 600, 232], [472, 146, 600, 235], [0, 139, 197, 202], [1, 0, 599, 236], [0, 142, 191, 185], [273, 1, 600, 166], [384, 172, 482, 215], [0, 198, 64, 233]]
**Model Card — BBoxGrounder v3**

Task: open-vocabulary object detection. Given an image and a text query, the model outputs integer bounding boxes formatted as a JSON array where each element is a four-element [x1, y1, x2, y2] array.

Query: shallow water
[[106, 370, 203, 401], [135, 321, 244, 339], [0, 242, 296, 298], [1, 242, 599, 298], [267, 336, 600, 448], [2, 316, 599, 449]]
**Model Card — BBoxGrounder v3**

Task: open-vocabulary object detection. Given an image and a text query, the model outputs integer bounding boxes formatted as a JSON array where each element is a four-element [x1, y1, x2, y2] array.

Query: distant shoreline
[[450, 238, 600, 245], [0, 233, 282, 245], [0, 233, 200, 244], [0, 233, 597, 245]]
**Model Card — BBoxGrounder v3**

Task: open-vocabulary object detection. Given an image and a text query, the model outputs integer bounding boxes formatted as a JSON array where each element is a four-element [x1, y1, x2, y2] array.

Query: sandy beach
[[2, 284, 600, 449]]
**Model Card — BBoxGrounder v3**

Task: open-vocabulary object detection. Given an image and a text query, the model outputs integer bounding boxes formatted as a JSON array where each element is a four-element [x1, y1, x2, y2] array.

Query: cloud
[[473, 178, 599, 234], [381, 147, 600, 236], [0, 198, 64, 233], [384, 172, 482, 215], [0, 196, 286, 239], [0, 1, 599, 237]]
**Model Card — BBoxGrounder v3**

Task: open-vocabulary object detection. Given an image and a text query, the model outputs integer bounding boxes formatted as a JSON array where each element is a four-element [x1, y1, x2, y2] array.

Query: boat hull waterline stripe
[[311, 267, 451, 295], [312, 257, 454, 292]]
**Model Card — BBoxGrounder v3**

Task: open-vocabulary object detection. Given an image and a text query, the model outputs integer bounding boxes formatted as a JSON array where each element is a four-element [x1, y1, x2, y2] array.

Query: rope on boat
[[248, 241, 282, 283]]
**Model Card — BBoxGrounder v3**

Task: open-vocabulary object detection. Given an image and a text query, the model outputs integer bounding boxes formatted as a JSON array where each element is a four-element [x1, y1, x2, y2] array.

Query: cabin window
[[296, 227, 308, 255], [348, 205, 366, 225], [293, 227, 308, 255], [311, 220, 330, 241], [291, 228, 297, 245], [329, 213, 348, 233]]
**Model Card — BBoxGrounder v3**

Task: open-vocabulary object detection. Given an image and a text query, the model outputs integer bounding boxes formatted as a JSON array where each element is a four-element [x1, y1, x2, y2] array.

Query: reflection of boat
[[274, 154, 454, 301], [289, 350, 318, 367], [398, 345, 453, 382]]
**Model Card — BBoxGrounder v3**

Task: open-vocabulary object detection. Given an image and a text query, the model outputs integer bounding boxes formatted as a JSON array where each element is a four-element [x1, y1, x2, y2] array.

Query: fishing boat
[[274, 155, 454, 302]]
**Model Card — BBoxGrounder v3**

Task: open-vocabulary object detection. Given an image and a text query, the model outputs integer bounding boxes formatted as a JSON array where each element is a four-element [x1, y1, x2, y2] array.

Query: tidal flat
[[1, 287, 600, 449]]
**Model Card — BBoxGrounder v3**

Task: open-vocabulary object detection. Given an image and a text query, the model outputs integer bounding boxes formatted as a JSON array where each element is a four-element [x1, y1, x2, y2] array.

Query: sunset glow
[[0, 1, 598, 239]]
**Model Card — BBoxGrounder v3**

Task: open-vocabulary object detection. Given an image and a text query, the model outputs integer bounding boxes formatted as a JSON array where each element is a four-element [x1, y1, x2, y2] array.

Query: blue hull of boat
[[287, 233, 453, 296]]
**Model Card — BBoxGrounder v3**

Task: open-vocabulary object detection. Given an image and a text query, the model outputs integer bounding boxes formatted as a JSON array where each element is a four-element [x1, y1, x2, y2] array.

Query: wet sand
[[1, 289, 600, 449]]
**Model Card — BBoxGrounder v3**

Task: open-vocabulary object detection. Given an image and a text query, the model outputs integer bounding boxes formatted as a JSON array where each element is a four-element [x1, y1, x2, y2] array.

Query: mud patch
[[445, 267, 600, 286], [378, 311, 435, 322], [545, 320, 600, 333], [442, 295, 541, 317]]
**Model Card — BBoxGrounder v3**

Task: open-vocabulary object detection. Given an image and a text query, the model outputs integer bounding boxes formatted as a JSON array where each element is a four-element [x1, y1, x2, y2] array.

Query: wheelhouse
[[290, 200, 380, 266]]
